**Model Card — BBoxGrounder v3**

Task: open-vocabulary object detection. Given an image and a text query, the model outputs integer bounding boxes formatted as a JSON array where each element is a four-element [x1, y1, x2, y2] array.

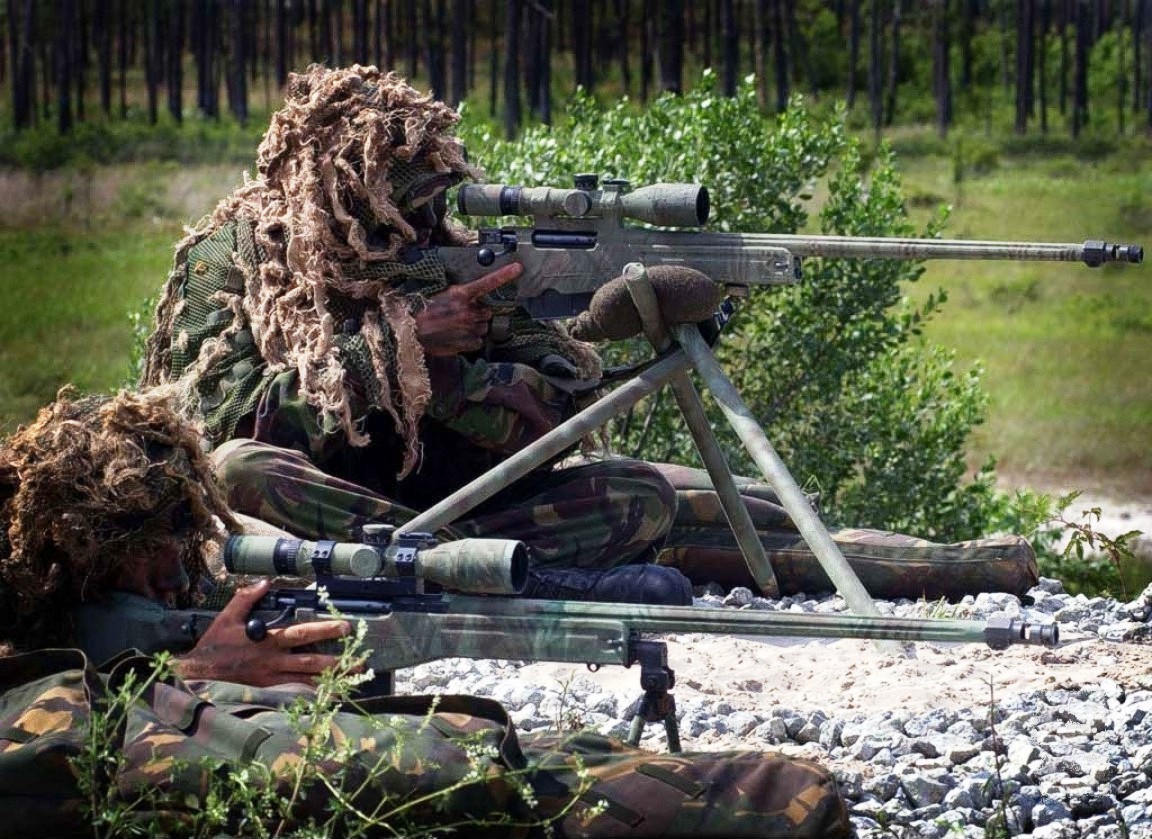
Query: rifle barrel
[[743, 235, 1143, 267], [445, 597, 1058, 650]]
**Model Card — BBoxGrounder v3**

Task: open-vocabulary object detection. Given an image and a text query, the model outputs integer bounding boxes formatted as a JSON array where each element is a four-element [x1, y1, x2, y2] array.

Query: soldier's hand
[[172, 580, 352, 687], [415, 262, 522, 356]]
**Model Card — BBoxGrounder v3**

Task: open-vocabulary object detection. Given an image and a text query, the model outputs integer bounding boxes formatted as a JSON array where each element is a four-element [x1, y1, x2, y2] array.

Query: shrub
[[460, 73, 1011, 540]]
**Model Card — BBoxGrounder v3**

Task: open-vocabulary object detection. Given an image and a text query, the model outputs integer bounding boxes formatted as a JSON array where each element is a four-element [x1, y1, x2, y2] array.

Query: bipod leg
[[399, 350, 688, 535], [623, 263, 780, 597], [673, 324, 907, 655], [624, 640, 682, 753]]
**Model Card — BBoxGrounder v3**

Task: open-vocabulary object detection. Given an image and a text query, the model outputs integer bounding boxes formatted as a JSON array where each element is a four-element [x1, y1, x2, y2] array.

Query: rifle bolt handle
[[245, 617, 268, 642], [245, 606, 295, 642], [477, 248, 496, 266]]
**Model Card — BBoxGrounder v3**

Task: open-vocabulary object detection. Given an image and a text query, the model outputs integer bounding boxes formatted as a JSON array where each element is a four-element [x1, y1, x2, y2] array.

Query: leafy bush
[[460, 73, 1014, 540]]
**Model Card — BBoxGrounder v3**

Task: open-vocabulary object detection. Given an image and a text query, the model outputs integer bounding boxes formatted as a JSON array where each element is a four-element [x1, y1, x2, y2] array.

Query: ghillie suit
[[0, 387, 236, 654], [141, 64, 598, 482], [140, 65, 1037, 603]]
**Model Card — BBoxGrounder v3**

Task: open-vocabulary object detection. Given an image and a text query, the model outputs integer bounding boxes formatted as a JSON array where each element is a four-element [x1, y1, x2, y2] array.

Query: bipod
[[624, 639, 681, 753]]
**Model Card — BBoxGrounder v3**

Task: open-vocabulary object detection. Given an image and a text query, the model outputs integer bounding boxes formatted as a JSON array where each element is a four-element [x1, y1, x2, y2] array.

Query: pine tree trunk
[[846, 0, 860, 109], [1039, 0, 1050, 132], [145, 0, 159, 124], [1016, 0, 1035, 134], [933, 0, 951, 137], [9, 0, 36, 129], [639, 0, 651, 102], [95, 0, 112, 116], [721, 0, 737, 96], [658, 0, 684, 94], [168, 0, 184, 123], [869, 0, 884, 131], [503, 0, 521, 138], [614, 0, 630, 96], [449, 0, 469, 105], [772, 0, 788, 110], [1073, 0, 1090, 136], [883, 0, 901, 126], [572, 0, 592, 90], [352, 0, 368, 63], [227, 0, 248, 123], [56, 0, 76, 132]]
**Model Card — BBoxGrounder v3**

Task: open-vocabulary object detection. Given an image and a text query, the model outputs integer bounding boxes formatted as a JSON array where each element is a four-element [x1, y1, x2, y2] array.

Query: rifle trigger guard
[[245, 606, 295, 642]]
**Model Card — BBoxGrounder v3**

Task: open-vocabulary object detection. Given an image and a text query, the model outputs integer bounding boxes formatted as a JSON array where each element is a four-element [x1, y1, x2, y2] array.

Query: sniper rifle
[[434, 175, 1143, 320], [73, 527, 1060, 752]]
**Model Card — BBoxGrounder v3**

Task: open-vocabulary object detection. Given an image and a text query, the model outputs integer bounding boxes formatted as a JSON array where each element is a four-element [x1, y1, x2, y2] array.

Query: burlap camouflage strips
[[214, 442, 1038, 599], [0, 650, 849, 838]]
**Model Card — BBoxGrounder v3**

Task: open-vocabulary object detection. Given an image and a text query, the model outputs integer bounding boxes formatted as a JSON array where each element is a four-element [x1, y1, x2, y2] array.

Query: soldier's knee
[[211, 438, 283, 491]]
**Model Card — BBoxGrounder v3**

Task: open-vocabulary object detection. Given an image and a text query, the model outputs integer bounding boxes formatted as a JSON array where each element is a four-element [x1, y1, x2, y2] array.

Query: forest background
[[0, 0, 1149, 594]]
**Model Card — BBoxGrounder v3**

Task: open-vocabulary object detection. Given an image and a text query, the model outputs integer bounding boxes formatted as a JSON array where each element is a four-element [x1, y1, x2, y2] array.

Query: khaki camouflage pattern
[[659, 527, 1039, 601], [167, 218, 269, 443], [0, 650, 849, 838], [214, 440, 674, 570], [528, 730, 848, 837], [214, 442, 1038, 599]]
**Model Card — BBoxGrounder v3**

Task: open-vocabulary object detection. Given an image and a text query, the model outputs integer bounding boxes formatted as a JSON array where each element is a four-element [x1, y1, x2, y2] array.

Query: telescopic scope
[[457, 182, 710, 228], [223, 535, 529, 595]]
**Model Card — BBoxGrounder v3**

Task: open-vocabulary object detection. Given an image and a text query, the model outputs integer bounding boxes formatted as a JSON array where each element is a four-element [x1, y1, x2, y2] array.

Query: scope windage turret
[[223, 535, 529, 595], [457, 182, 710, 228]]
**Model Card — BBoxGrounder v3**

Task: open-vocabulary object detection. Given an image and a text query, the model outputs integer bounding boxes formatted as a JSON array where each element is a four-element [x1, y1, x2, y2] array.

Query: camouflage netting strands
[[143, 64, 600, 478], [0, 388, 236, 654], [0, 650, 850, 838], [142, 65, 478, 477]]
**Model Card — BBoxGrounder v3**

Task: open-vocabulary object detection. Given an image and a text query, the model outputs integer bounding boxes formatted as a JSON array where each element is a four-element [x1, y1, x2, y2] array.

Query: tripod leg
[[399, 349, 689, 535]]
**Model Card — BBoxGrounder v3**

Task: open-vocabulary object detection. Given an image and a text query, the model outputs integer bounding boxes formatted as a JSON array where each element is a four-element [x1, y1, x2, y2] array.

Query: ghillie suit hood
[[142, 65, 480, 475], [0, 387, 236, 654], [142, 64, 600, 478]]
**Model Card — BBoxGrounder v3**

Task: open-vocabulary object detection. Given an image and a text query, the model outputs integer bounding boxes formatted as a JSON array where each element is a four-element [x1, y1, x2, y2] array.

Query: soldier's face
[[403, 189, 449, 247], [113, 537, 191, 603]]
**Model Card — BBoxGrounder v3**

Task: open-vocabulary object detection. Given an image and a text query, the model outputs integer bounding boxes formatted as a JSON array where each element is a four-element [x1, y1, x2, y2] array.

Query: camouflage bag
[[0, 649, 99, 836], [0, 649, 849, 838]]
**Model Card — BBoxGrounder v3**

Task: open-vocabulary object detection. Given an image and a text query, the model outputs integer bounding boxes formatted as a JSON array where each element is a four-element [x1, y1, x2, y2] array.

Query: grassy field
[[897, 152, 1152, 498], [0, 151, 1148, 504], [0, 162, 244, 426]]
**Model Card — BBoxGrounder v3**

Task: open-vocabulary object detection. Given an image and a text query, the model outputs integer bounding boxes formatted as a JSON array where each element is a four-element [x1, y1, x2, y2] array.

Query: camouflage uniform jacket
[[164, 218, 584, 500]]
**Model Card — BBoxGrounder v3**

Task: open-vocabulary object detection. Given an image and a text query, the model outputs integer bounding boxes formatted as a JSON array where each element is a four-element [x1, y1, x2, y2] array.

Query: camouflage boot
[[522, 564, 693, 605]]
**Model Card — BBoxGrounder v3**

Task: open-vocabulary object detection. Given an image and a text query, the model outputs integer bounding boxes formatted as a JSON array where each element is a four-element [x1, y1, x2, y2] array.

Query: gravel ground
[[393, 576, 1152, 838]]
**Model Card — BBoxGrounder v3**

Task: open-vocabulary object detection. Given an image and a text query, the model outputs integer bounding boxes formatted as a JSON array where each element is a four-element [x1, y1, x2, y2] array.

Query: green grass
[[0, 226, 177, 429], [898, 153, 1152, 497]]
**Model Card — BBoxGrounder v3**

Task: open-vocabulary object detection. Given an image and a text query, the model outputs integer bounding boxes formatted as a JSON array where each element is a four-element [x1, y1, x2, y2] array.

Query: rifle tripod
[[394, 262, 896, 750]]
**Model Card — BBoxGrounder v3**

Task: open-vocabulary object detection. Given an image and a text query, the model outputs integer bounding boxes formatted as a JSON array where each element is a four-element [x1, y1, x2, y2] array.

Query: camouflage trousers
[[0, 649, 850, 838], [213, 439, 1038, 599]]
